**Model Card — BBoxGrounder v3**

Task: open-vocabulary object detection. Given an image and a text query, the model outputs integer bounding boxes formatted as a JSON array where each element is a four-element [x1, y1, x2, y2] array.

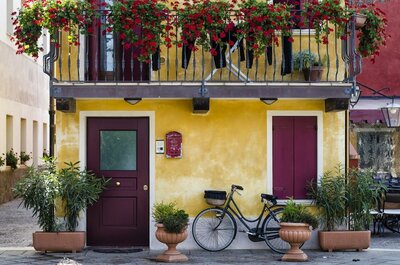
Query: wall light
[[381, 98, 400, 128], [124, 98, 142, 105], [260, 98, 278, 105]]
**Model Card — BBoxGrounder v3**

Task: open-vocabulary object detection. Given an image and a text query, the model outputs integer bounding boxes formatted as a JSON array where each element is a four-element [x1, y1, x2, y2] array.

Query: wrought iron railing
[[45, 11, 360, 85]]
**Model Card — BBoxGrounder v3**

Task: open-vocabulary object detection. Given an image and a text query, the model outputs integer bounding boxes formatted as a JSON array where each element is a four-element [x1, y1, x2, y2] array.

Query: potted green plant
[[6, 149, 19, 170], [293, 50, 324, 81], [19, 151, 31, 167], [309, 165, 386, 252], [279, 199, 319, 262], [152, 202, 189, 262], [13, 157, 108, 253]]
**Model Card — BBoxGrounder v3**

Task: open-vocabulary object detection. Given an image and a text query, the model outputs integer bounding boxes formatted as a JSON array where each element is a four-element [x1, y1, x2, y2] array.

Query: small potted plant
[[19, 151, 31, 167], [152, 202, 189, 262], [6, 149, 19, 170], [279, 199, 319, 262], [309, 165, 385, 252], [13, 157, 108, 252], [293, 50, 324, 81]]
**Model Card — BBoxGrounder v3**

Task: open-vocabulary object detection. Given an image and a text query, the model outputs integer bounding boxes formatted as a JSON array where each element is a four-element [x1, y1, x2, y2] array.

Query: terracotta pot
[[33, 231, 85, 253], [279, 222, 311, 262], [303, 67, 323, 82], [354, 13, 367, 29], [318, 230, 371, 252], [155, 224, 188, 262]]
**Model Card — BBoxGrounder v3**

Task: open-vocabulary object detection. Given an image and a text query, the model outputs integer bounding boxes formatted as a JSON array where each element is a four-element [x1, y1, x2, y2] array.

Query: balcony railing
[[45, 11, 360, 88]]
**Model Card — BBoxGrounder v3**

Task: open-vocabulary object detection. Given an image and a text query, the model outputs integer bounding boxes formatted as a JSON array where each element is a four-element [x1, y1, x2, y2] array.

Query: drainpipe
[[43, 32, 59, 157]]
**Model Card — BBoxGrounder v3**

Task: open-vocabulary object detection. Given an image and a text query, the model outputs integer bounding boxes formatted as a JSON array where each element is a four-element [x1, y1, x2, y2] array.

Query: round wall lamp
[[124, 98, 142, 105]]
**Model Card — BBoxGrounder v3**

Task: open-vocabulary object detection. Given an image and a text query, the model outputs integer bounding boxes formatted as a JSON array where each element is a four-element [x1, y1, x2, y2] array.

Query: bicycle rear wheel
[[263, 207, 299, 254], [192, 208, 237, 251]]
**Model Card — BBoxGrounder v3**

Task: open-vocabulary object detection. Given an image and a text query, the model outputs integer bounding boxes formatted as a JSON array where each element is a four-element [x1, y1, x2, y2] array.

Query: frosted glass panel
[[100, 131, 136, 170]]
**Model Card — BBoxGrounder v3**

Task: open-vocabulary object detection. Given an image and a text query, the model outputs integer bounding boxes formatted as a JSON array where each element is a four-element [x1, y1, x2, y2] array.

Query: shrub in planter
[[309, 165, 386, 252], [6, 149, 19, 170], [19, 152, 31, 165], [293, 50, 325, 81], [13, 157, 109, 252], [0, 154, 5, 168]]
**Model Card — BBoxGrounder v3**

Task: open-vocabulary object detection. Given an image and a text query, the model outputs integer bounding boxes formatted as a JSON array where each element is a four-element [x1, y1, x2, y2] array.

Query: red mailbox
[[166, 131, 182, 158]]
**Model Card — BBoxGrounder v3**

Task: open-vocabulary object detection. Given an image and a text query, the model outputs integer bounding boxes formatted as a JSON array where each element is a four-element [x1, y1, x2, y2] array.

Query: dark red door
[[87, 117, 149, 246], [273, 116, 317, 199]]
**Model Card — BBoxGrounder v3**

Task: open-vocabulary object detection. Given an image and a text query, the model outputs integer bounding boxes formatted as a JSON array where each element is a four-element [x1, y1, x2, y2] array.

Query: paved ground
[[1, 199, 400, 264]]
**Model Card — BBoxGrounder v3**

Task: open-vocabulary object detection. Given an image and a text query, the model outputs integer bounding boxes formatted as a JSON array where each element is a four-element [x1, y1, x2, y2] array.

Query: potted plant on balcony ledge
[[293, 50, 324, 82], [13, 157, 108, 253], [309, 165, 385, 252]]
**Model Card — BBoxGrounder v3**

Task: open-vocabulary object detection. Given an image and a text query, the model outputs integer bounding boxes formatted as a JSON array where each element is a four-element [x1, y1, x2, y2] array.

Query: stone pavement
[[2, 199, 400, 264], [1, 248, 400, 265]]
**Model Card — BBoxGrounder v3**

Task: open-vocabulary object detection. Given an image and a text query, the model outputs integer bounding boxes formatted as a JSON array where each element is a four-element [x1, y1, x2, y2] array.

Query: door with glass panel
[[86, 117, 149, 246]]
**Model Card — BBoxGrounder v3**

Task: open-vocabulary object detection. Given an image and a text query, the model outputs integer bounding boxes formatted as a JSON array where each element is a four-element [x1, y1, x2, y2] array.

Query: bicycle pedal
[[245, 231, 256, 236]]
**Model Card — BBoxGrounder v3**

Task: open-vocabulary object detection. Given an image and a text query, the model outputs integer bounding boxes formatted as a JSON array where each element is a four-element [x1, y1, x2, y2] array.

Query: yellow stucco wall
[[55, 99, 345, 216]]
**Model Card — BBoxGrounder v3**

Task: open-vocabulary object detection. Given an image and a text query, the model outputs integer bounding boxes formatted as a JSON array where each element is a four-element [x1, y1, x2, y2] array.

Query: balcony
[[45, 9, 359, 100]]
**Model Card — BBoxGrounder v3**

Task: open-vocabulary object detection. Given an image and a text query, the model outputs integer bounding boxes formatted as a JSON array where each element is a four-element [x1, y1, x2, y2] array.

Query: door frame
[[267, 110, 323, 204], [79, 111, 155, 246]]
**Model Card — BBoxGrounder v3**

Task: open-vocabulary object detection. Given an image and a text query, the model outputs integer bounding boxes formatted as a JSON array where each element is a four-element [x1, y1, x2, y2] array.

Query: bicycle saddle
[[261, 194, 277, 205], [232, 184, 244, 190]]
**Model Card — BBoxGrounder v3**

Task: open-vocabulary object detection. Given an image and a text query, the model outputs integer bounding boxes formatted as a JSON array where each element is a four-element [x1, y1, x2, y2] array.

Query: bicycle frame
[[218, 189, 279, 237]]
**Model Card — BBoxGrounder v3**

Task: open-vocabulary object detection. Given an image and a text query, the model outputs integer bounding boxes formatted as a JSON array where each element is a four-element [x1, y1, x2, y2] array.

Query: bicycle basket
[[204, 190, 227, 206]]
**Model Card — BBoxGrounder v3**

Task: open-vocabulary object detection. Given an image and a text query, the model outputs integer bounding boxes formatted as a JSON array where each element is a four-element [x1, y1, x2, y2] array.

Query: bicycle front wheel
[[192, 208, 237, 251], [263, 207, 294, 254]]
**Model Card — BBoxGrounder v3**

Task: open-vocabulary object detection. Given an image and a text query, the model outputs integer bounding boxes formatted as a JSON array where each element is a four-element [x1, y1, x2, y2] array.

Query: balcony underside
[[51, 82, 352, 99]]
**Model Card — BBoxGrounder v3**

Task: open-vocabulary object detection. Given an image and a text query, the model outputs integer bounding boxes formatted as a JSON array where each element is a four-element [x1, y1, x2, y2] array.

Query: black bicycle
[[192, 184, 293, 254]]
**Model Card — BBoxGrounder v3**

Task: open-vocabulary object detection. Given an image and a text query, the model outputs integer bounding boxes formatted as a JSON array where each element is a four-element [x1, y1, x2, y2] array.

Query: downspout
[[43, 32, 59, 157]]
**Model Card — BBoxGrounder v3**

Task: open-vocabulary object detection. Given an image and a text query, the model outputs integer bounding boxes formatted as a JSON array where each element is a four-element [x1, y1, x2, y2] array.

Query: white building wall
[[0, 0, 49, 167]]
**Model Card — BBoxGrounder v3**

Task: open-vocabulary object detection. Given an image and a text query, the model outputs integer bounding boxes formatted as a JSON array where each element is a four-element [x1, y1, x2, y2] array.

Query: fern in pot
[[152, 202, 189, 262]]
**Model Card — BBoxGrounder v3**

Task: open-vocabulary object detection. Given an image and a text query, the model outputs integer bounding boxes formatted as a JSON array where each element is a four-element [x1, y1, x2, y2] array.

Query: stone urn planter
[[155, 224, 188, 262], [279, 222, 312, 262]]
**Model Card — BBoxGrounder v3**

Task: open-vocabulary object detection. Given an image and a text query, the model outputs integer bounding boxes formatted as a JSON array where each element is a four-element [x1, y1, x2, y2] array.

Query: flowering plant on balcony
[[11, 0, 95, 58], [357, 5, 388, 62], [303, 0, 351, 44], [238, 0, 294, 56], [106, 0, 172, 61], [174, 0, 234, 55]]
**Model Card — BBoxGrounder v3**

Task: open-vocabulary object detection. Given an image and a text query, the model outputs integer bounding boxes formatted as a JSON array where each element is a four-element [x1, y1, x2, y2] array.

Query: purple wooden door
[[87, 117, 149, 246], [273, 116, 317, 199]]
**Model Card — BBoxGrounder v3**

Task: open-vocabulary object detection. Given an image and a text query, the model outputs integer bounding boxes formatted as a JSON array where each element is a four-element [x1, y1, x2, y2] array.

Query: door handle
[[143, 185, 148, 191], [116, 181, 121, 186]]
